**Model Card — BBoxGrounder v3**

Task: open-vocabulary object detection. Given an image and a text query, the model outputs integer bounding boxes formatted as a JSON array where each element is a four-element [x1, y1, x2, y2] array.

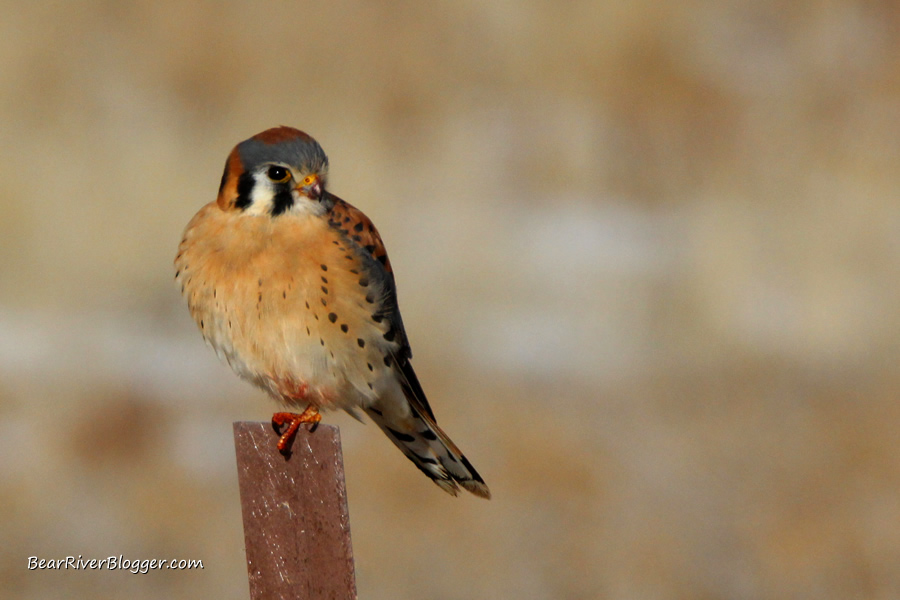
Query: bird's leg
[[271, 406, 321, 453]]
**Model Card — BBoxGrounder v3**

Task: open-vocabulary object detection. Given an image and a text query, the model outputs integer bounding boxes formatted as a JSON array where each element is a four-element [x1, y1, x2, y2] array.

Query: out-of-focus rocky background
[[3, 1, 900, 598]]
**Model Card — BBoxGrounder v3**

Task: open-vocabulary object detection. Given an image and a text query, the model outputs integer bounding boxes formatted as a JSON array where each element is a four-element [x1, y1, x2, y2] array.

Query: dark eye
[[266, 165, 290, 183]]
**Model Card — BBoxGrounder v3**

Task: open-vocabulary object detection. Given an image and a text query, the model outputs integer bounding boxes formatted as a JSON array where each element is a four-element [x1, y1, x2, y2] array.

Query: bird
[[175, 126, 490, 498]]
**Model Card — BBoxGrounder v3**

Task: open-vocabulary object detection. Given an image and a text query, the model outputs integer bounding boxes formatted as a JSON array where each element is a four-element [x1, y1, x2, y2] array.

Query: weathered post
[[233, 422, 357, 599]]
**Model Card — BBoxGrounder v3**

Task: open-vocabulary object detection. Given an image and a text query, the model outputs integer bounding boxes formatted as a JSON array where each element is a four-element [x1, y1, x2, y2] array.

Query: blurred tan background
[[2, 1, 900, 598]]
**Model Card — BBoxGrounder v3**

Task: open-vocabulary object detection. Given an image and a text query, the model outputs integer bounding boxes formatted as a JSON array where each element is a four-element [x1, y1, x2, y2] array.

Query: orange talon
[[271, 406, 321, 453]]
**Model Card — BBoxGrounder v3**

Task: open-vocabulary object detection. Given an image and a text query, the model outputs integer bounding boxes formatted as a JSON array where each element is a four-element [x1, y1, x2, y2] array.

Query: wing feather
[[324, 192, 411, 361]]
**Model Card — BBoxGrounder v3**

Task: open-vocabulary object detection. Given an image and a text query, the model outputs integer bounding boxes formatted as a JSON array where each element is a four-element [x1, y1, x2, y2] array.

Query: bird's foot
[[271, 406, 321, 454]]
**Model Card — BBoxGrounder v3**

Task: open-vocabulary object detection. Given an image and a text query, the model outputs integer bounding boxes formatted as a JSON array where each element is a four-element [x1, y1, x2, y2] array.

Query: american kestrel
[[175, 127, 489, 498]]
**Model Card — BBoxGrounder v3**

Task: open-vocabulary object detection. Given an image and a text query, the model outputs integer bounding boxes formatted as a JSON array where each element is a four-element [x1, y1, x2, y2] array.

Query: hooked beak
[[296, 173, 322, 200]]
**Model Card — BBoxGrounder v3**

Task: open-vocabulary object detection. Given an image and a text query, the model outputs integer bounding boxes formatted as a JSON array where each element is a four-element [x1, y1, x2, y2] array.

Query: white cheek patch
[[243, 180, 275, 216]]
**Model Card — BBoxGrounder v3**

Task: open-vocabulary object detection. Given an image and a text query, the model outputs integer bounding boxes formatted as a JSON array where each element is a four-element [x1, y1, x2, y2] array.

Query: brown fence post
[[233, 422, 357, 600]]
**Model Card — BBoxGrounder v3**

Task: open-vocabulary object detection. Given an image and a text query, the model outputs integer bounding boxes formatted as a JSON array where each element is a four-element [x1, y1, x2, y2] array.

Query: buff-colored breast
[[175, 202, 399, 412]]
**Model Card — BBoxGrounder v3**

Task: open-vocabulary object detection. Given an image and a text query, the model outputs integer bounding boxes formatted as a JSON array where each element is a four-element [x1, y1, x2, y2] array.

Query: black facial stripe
[[270, 188, 294, 216], [234, 172, 255, 210]]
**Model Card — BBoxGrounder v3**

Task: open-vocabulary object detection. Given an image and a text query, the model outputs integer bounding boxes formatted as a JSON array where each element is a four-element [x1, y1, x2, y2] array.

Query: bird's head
[[217, 126, 330, 217]]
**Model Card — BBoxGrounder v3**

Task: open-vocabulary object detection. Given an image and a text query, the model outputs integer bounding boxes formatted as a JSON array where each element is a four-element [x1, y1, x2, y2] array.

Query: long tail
[[365, 403, 491, 499]]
